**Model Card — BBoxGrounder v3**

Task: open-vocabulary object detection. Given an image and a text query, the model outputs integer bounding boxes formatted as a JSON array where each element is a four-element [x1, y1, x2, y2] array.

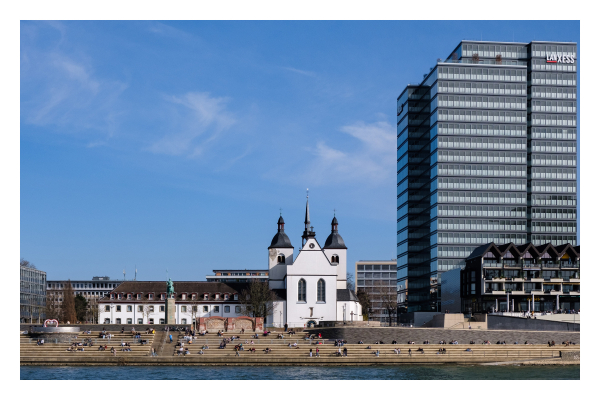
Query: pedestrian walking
[[309, 349, 313, 357]]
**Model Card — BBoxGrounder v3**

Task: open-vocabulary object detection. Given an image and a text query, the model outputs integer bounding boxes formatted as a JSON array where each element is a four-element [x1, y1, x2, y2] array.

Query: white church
[[266, 196, 362, 327], [98, 196, 362, 328]]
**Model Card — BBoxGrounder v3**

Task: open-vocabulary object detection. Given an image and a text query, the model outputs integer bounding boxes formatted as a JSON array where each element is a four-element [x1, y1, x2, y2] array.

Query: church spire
[[304, 189, 310, 232], [302, 189, 316, 246]]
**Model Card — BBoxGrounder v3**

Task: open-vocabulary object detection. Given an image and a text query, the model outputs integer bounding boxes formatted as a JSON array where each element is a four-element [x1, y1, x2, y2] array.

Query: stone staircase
[[20, 330, 156, 359]]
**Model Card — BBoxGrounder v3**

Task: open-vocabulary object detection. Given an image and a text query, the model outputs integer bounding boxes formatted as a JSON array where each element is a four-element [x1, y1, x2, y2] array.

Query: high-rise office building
[[396, 41, 578, 313]]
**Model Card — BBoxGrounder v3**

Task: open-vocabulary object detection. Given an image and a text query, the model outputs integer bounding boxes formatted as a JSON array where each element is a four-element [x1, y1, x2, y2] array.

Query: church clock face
[[309, 243, 315, 249]]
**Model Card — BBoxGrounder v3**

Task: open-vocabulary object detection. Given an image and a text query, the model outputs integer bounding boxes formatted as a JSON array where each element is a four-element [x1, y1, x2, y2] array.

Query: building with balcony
[[20, 261, 46, 323], [355, 260, 398, 323], [460, 242, 579, 313], [206, 269, 268, 283], [397, 40, 578, 313]]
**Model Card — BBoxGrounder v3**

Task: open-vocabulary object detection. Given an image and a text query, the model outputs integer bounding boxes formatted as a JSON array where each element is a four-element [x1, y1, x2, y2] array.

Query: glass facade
[[20, 264, 46, 323], [397, 41, 578, 313]]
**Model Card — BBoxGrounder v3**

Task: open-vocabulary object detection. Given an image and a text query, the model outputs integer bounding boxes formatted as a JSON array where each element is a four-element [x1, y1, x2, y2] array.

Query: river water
[[21, 365, 579, 380]]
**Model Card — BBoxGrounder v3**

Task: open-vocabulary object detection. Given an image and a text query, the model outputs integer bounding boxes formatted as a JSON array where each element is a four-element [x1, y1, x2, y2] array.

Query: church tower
[[301, 193, 316, 247], [323, 214, 348, 289], [268, 214, 294, 289]]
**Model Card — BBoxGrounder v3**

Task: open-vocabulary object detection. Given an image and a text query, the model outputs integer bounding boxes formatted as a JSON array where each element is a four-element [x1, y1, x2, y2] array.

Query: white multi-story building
[[99, 281, 248, 324]]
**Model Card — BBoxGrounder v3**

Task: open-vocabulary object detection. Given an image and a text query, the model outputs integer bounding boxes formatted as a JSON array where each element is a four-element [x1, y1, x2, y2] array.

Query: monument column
[[165, 279, 176, 324]]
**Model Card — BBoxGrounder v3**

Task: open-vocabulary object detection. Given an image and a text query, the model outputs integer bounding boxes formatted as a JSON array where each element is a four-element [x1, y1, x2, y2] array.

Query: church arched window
[[317, 279, 326, 302], [331, 255, 339, 264], [298, 279, 306, 302], [277, 254, 285, 263]]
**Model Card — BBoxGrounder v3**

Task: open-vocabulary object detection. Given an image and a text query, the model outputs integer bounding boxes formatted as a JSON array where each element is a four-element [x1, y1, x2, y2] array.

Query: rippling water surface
[[21, 365, 579, 380]]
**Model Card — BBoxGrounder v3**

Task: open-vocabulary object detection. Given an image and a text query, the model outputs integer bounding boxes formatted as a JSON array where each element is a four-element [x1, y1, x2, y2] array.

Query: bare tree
[[495, 54, 502, 65], [356, 289, 372, 321], [471, 53, 480, 64], [62, 280, 77, 324], [239, 280, 277, 325], [346, 273, 355, 292], [373, 280, 397, 326], [189, 294, 201, 330], [142, 302, 153, 324], [45, 291, 61, 320], [88, 299, 100, 324]]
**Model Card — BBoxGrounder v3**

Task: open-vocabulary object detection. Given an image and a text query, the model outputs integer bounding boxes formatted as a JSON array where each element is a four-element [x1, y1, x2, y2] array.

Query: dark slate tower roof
[[324, 215, 347, 249], [269, 215, 294, 249]]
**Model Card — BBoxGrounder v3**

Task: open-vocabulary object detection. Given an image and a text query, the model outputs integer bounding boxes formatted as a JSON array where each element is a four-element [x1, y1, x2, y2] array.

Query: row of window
[[531, 181, 576, 193], [437, 136, 526, 150], [531, 221, 577, 233], [531, 194, 577, 206], [437, 191, 526, 205], [437, 150, 526, 164], [437, 164, 525, 178], [438, 219, 526, 232], [437, 246, 478, 259], [530, 114, 577, 127], [438, 177, 526, 191], [530, 58, 576, 72], [437, 81, 526, 96], [356, 272, 396, 279], [531, 141, 577, 153], [297, 279, 326, 302], [356, 264, 395, 271], [435, 259, 467, 271], [531, 235, 577, 246], [531, 167, 576, 180], [531, 208, 576, 220], [438, 67, 526, 82], [531, 154, 576, 167], [438, 95, 526, 110], [531, 44, 576, 57], [437, 109, 526, 123], [437, 123, 526, 137], [110, 292, 239, 301], [356, 280, 397, 287], [530, 100, 576, 113], [530, 72, 576, 86], [437, 232, 527, 245], [436, 205, 526, 218], [462, 44, 528, 59], [531, 127, 576, 141], [106, 304, 245, 314], [530, 86, 577, 99]]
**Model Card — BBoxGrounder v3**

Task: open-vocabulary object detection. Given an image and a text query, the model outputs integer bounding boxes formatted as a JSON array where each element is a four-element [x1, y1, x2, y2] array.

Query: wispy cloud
[[145, 92, 236, 157], [21, 22, 128, 136], [282, 67, 317, 77], [304, 121, 396, 186]]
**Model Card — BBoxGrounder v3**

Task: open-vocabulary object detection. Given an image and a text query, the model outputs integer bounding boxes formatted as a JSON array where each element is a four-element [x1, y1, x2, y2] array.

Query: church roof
[[337, 288, 359, 302], [269, 232, 294, 249], [323, 232, 347, 249]]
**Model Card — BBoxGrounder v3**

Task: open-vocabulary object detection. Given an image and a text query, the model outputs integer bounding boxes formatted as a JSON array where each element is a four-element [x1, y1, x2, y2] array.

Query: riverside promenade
[[20, 327, 579, 366]]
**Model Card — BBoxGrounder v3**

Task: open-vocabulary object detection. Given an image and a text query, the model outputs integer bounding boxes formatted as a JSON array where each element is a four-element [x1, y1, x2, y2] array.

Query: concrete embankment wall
[[20, 324, 190, 332], [487, 316, 579, 332], [308, 327, 580, 344], [20, 355, 566, 366]]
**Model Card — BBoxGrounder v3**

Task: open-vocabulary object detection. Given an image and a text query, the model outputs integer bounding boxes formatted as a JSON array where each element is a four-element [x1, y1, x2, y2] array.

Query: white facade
[[266, 200, 362, 327], [99, 301, 247, 325]]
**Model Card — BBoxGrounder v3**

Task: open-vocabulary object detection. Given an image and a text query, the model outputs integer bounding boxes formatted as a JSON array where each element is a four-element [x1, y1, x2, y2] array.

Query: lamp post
[[279, 310, 282, 328]]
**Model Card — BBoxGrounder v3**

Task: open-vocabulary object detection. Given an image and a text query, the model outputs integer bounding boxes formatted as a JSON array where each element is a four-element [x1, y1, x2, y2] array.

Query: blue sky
[[20, 20, 580, 281]]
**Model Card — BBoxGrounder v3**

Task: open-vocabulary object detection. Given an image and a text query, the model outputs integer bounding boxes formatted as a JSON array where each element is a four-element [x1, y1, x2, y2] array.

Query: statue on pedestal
[[166, 278, 175, 295]]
